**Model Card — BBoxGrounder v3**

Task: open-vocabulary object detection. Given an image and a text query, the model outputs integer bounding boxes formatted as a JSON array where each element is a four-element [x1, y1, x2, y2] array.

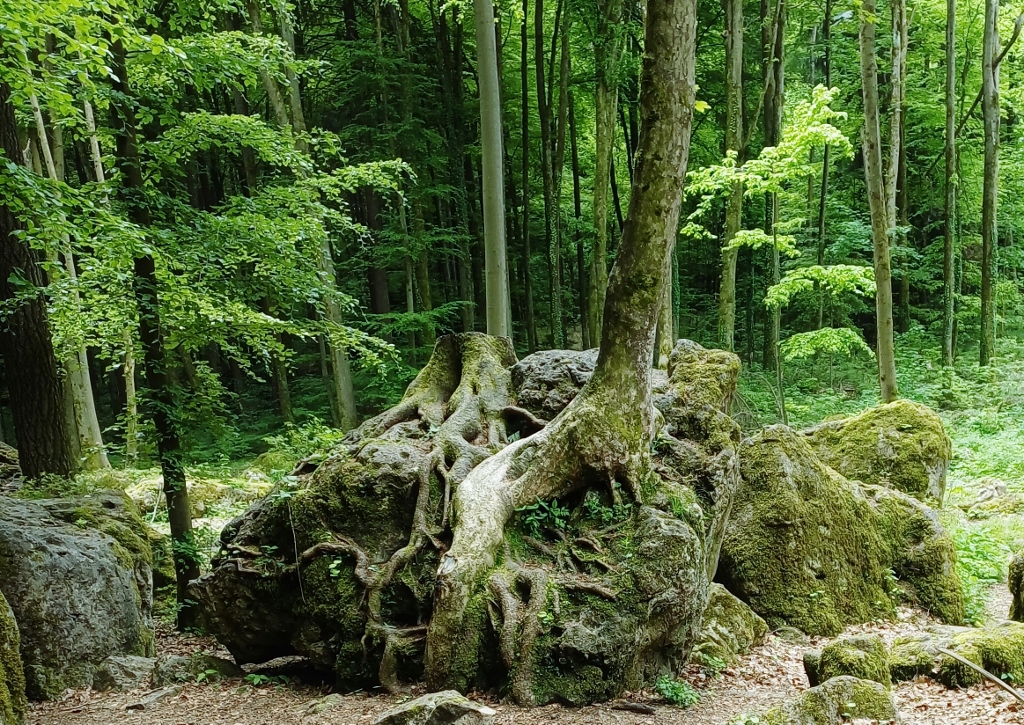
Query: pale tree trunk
[[247, 0, 291, 128], [520, 1, 538, 352], [569, 89, 588, 348], [277, 2, 308, 152], [762, 0, 784, 380], [886, 0, 910, 334], [28, 84, 109, 469], [859, 0, 899, 401], [718, 0, 743, 352], [474, 0, 510, 337], [942, 0, 956, 367], [425, 0, 697, 692], [979, 0, 999, 366], [815, 0, 833, 330], [123, 329, 139, 463], [535, 0, 556, 345], [320, 237, 360, 430], [588, 0, 626, 346]]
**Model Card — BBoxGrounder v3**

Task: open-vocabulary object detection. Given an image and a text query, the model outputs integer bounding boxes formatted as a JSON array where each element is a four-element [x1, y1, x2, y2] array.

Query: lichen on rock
[[801, 399, 951, 503], [0, 591, 26, 725]]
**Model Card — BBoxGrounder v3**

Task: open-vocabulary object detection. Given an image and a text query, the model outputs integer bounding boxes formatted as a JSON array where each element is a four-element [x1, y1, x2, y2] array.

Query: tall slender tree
[[942, 0, 957, 366], [718, 0, 744, 351], [979, 0, 999, 365]]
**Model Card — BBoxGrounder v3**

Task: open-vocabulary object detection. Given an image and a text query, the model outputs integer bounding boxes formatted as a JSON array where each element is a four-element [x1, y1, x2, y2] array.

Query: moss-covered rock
[[718, 426, 895, 636], [1010, 551, 1024, 622], [0, 494, 154, 699], [811, 634, 891, 688], [762, 676, 900, 724], [937, 621, 1024, 687], [801, 400, 951, 503], [719, 425, 964, 636], [690, 584, 767, 667], [889, 634, 936, 682], [0, 591, 26, 724], [865, 485, 964, 624]]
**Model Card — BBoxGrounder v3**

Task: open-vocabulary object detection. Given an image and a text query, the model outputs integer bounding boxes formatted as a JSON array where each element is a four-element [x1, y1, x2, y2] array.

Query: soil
[[27, 596, 1021, 725]]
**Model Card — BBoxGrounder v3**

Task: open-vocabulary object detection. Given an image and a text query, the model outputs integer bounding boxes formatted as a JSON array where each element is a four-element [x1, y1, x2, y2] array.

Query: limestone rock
[[0, 493, 154, 699], [690, 583, 767, 667], [92, 655, 156, 692], [801, 400, 951, 503], [511, 348, 597, 420], [763, 676, 900, 724], [805, 635, 890, 688], [1010, 551, 1024, 622], [889, 634, 936, 682], [0, 591, 25, 725], [938, 621, 1024, 687], [718, 426, 963, 636], [151, 653, 242, 687], [373, 690, 496, 725], [126, 684, 181, 711]]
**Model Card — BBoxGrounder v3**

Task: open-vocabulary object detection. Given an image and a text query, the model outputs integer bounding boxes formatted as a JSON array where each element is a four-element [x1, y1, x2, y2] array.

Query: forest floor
[[27, 591, 1022, 725]]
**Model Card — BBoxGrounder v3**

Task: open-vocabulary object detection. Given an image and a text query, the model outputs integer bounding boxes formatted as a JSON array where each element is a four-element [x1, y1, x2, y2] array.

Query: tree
[[0, 82, 76, 478], [473, 0, 510, 338], [425, 0, 697, 688], [717, 0, 743, 351], [588, 0, 626, 345], [858, 0, 899, 402], [942, 0, 956, 367], [110, 43, 200, 630], [979, 0, 999, 366]]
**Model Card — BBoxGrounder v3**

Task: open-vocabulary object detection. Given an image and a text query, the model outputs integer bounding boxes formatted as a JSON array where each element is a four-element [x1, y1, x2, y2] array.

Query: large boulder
[[193, 336, 743, 704], [801, 400, 951, 503], [718, 426, 963, 636], [0, 592, 25, 725], [0, 493, 154, 699], [689, 583, 767, 667], [761, 676, 900, 725]]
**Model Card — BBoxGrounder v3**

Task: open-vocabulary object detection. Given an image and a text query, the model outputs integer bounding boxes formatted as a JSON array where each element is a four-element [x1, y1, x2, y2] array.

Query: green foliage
[[654, 676, 701, 707], [780, 328, 873, 362], [515, 498, 570, 538], [243, 673, 289, 687], [765, 265, 875, 310]]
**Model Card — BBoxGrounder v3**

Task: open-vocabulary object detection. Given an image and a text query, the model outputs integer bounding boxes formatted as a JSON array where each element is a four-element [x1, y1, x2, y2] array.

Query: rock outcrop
[[0, 493, 154, 699], [690, 583, 767, 667], [718, 426, 963, 636], [373, 690, 496, 725], [0, 592, 25, 725], [801, 400, 951, 503], [937, 621, 1024, 687], [192, 337, 743, 704]]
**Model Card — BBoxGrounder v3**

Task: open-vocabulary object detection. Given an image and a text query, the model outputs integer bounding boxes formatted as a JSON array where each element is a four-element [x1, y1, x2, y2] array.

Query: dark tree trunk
[[0, 82, 76, 479], [112, 43, 200, 630]]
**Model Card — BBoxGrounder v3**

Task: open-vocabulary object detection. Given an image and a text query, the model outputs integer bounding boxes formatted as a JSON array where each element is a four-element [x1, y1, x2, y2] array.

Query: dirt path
[[28, 606, 1022, 725]]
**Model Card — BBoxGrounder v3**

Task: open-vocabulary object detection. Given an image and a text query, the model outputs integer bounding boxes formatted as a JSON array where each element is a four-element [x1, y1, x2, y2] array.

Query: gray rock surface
[[690, 583, 768, 666], [0, 590, 25, 725], [92, 655, 156, 692], [511, 348, 598, 420], [151, 653, 242, 687], [766, 676, 900, 724], [0, 493, 154, 699], [373, 690, 496, 725]]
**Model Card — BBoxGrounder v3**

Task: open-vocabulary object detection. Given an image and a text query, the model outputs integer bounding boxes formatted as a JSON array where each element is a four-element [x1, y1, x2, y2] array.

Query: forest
[[2, 0, 1024, 722]]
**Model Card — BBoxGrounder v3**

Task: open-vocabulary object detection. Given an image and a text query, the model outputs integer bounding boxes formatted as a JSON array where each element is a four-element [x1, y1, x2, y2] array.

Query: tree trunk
[[247, 0, 291, 128], [0, 82, 76, 478], [718, 0, 743, 352], [123, 329, 139, 463], [762, 0, 784, 380], [549, 16, 571, 348], [111, 44, 199, 629], [277, 2, 308, 152], [425, 0, 697, 692], [979, 0, 999, 366], [569, 89, 588, 348], [520, 2, 538, 352], [815, 0, 833, 330], [942, 0, 956, 367], [859, 0, 899, 401], [588, 0, 626, 346], [535, 0, 556, 346], [474, 0, 510, 338]]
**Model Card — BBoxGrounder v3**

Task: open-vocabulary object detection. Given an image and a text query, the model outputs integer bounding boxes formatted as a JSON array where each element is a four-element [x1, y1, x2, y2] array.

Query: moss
[[762, 676, 899, 725], [817, 634, 890, 687], [802, 399, 951, 503], [938, 621, 1024, 687], [442, 589, 491, 693], [53, 493, 153, 568], [0, 593, 26, 724], [889, 635, 935, 682], [719, 426, 894, 636], [1010, 551, 1024, 622], [868, 485, 965, 624], [532, 664, 614, 706], [690, 584, 768, 666]]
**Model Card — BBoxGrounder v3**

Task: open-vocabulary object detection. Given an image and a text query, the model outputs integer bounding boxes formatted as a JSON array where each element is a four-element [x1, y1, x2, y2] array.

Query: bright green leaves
[[780, 327, 874, 361], [765, 264, 876, 309]]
